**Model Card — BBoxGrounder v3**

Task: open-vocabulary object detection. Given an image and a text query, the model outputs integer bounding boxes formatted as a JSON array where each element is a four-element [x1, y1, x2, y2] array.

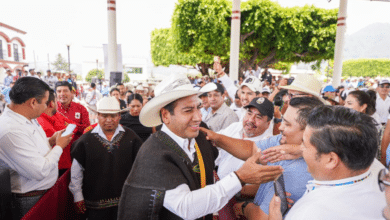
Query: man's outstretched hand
[[235, 152, 283, 185]]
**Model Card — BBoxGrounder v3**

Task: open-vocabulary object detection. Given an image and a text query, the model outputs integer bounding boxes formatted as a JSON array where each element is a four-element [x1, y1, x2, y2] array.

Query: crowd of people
[[1, 59, 390, 220]]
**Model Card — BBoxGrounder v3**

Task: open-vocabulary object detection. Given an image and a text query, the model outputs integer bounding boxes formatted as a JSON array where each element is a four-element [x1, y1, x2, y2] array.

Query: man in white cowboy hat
[[69, 97, 143, 220], [118, 74, 283, 220], [270, 74, 326, 104]]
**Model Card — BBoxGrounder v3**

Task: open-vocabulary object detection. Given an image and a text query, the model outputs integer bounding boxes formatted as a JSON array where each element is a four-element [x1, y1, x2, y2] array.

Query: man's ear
[[323, 152, 340, 171], [161, 108, 171, 125], [27, 98, 37, 109]]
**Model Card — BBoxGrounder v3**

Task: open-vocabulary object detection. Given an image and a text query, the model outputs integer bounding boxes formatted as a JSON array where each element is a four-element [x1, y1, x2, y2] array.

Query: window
[[14, 44, 19, 62], [0, 40, 3, 60]]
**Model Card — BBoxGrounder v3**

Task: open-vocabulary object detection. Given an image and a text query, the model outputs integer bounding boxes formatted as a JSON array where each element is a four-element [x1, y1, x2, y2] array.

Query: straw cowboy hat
[[280, 74, 327, 104], [140, 74, 217, 127], [88, 97, 129, 114]]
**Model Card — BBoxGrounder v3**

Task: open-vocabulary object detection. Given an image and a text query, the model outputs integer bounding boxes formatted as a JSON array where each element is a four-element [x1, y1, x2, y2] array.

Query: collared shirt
[[377, 93, 390, 123], [69, 124, 125, 202], [254, 134, 313, 215], [0, 106, 63, 193], [161, 124, 242, 219], [285, 159, 385, 220], [85, 89, 98, 106], [1, 87, 11, 104], [215, 121, 272, 179], [204, 103, 239, 132], [43, 75, 58, 89], [4, 75, 13, 87], [57, 101, 90, 138], [201, 107, 211, 122]]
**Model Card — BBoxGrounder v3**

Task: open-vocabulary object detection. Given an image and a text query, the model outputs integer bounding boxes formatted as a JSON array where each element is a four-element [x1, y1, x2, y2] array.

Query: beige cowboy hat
[[88, 97, 129, 114], [140, 74, 217, 127], [280, 74, 327, 104]]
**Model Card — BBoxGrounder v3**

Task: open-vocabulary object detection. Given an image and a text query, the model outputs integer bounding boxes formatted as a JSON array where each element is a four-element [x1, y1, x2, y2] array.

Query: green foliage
[[126, 67, 143, 74], [343, 59, 390, 77], [85, 69, 104, 83], [267, 61, 292, 74], [51, 53, 70, 71], [76, 74, 83, 81], [123, 73, 130, 83], [151, 0, 338, 73]]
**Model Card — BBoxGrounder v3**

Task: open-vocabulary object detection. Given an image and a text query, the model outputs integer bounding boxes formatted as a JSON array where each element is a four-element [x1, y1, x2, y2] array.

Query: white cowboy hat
[[280, 74, 327, 104], [88, 97, 129, 114], [140, 74, 217, 127]]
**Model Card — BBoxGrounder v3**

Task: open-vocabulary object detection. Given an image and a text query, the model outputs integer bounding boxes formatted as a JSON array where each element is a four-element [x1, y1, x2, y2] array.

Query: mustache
[[245, 122, 257, 129]]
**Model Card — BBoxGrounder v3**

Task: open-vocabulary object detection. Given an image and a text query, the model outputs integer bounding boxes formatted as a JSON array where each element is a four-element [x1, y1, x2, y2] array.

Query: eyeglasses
[[380, 85, 390, 89], [378, 168, 390, 192]]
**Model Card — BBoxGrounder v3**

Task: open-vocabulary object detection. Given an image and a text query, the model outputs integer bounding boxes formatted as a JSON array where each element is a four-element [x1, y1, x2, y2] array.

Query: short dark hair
[[110, 88, 120, 95], [348, 90, 376, 115], [9, 77, 51, 104], [91, 83, 96, 88], [289, 97, 324, 130], [160, 100, 178, 122], [55, 81, 72, 91], [48, 89, 56, 104], [127, 90, 133, 94], [117, 83, 124, 87], [307, 105, 377, 171]]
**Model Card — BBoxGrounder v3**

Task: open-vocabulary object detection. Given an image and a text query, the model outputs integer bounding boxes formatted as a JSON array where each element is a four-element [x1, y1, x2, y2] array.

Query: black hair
[[127, 90, 133, 94], [117, 83, 124, 86], [55, 81, 72, 92], [307, 105, 377, 171], [91, 83, 96, 88], [160, 100, 178, 122], [235, 90, 239, 99], [110, 88, 120, 95], [48, 89, 56, 104], [366, 90, 377, 104], [274, 89, 288, 106], [289, 97, 324, 130], [9, 77, 51, 104], [127, 93, 143, 105], [199, 92, 208, 98], [348, 90, 376, 115]]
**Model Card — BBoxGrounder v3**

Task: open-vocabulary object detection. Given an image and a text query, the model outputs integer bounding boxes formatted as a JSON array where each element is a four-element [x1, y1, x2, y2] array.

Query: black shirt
[[120, 112, 153, 142]]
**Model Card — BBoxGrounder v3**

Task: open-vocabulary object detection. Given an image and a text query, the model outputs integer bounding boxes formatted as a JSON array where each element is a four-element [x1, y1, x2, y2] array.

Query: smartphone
[[61, 124, 76, 137], [274, 173, 289, 216]]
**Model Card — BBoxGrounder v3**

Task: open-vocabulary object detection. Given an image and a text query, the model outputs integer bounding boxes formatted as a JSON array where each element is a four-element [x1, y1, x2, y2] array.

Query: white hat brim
[[140, 90, 201, 127], [280, 84, 328, 104], [87, 105, 129, 114]]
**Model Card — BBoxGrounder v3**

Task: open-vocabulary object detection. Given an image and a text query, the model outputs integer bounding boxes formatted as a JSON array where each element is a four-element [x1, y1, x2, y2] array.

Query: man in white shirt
[[85, 83, 98, 124], [69, 97, 143, 219], [43, 70, 58, 89], [268, 105, 386, 220], [216, 97, 274, 179], [0, 77, 72, 219], [28, 69, 39, 78], [376, 79, 390, 125], [118, 74, 283, 219]]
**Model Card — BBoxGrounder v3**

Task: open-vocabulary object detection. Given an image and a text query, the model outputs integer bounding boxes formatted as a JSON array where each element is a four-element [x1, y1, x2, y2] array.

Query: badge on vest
[[75, 112, 80, 119]]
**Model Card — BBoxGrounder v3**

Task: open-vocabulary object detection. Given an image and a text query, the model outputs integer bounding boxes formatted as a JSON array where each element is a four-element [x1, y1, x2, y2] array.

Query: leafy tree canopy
[[85, 68, 104, 83], [51, 53, 70, 72], [343, 59, 390, 77], [151, 0, 338, 75]]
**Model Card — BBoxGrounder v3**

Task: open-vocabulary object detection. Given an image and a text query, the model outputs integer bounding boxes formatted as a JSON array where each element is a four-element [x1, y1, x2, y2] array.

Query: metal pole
[[107, 0, 118, 83], [67, 45, 70, 73], [229, 0, 241, 83], [332, 0, 348, 88], [47, 53, 50, 70], [96, 59, 99, 70]]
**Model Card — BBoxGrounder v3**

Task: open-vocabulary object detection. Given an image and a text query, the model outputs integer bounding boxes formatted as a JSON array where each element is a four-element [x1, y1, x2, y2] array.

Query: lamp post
[[66, 44, 71, 73]]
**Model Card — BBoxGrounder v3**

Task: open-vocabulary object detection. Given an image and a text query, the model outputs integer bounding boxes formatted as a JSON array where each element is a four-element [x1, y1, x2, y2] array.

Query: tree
[[151, 0, 338, 75], [51, 53, 70, 72], [85, 69, 104, 83], [343, 59, 390, 77], [123, 73, 130, 83]]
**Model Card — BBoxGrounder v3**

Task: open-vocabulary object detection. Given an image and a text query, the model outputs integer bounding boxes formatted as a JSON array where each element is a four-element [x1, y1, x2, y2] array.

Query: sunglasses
[[378, 168, 390, 192], [380, 85, 390, 89]]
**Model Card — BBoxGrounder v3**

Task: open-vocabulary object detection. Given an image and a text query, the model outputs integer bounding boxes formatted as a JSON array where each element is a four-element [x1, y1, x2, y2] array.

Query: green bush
[[342, 59, 390, 77], [85, 69, 105, 83]]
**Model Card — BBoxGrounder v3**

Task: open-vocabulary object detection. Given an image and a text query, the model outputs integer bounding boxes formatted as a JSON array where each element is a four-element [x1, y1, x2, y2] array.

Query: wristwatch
[[274, 118, 282, 124], [242, 201, 250, 216]]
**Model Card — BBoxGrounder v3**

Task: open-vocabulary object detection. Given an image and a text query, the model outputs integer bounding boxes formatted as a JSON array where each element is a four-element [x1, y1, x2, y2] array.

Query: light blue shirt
[[254, 135, 313, 215], [1, 87, 11, 104], [201, 107, 211, 121], [4, 75, 13, 87], [386, 143, 390, 166]]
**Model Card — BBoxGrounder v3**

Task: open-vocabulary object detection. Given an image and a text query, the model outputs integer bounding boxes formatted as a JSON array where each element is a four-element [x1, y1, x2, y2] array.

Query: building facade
[[0, 22, 28, 84]]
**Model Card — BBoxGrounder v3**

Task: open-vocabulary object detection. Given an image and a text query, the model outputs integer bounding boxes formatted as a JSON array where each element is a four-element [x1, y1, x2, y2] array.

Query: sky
[[1, 0, 390, 68]]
